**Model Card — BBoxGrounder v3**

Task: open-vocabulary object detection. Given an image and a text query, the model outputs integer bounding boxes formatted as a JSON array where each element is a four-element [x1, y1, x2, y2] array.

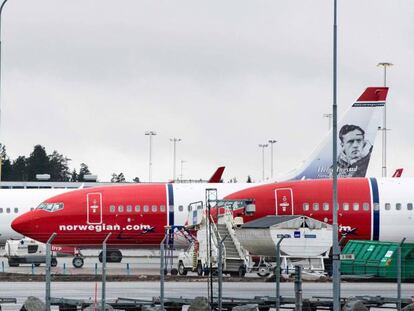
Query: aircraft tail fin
[[208, 166, 225, 183], [288, 87, 389, 180]]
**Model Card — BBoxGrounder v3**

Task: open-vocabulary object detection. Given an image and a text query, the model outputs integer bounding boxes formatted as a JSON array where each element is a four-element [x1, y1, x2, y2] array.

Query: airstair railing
[[222, 208, 246, 260]]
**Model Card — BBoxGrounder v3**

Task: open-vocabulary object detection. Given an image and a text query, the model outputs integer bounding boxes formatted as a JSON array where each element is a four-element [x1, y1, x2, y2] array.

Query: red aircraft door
[[275, 188, 294, 215], [87, 193, 102, 224]]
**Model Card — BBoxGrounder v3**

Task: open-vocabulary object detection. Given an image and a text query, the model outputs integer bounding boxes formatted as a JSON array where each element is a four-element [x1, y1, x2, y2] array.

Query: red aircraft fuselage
[[12, 177, 412, 246]]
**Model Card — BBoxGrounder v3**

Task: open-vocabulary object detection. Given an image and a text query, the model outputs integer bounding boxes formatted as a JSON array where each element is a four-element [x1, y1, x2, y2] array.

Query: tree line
[[0, 144, 93, 182], [0, 144, 252, 183]]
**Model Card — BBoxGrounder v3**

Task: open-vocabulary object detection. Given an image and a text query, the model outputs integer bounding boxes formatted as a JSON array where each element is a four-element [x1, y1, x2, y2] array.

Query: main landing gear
[[71, 249, 123, 268], [98, 249, 123, 263]]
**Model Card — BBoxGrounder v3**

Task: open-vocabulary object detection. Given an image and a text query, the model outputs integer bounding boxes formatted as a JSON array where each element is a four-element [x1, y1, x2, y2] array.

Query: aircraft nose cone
[[11, 213, 32, 236]]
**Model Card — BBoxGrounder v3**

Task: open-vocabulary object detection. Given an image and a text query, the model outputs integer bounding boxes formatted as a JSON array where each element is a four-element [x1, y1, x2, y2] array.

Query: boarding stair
[[215, 223, 246, 272]]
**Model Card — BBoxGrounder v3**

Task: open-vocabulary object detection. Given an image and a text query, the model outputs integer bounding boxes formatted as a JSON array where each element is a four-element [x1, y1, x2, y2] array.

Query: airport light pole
[[145, 131, 157, 182], [377, 62, 393, 178], [332, 0, 341, 310], [268, 140, 277, 179], [170, 138, 181, 181], [258, 144, 268, 181], [323, 113, 333, 130], [0, 0, 8, 182]]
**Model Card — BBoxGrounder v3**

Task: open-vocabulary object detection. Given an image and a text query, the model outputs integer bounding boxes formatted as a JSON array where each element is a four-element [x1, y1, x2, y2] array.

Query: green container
[[341, 240, 414, 279]]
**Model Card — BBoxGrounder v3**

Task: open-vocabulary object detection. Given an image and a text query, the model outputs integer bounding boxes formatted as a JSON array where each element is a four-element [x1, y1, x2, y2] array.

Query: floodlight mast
[[332, 0, 340, 310], [377, 62, 393, 178]]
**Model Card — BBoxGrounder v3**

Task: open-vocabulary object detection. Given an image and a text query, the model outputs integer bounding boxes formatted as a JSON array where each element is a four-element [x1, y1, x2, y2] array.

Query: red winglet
[[357, 87, 389, 102], [392, 168, 403, 178]]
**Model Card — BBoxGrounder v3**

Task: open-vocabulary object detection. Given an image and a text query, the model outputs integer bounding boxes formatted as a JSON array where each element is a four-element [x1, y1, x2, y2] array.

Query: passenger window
[[374, 203, 380, 211], [396, 203, 402, 211], [126, 205, 132, 212], [363, 203, 369, 211], [110, 205, 115, 213], [118, 205, 124, 212], [385, 203, 391, 211], [14, 208, 18, 213], [408, 203, 413, 211], [135, 205, 141, 212], [353, 203, 359, 211], [178, 205, 184, 212], [151, 205, 157, 212], [303, 203, 309, 211], [313, 203, 319, 211], [160, 205, 166, 212], [0, 208, 3, 213], [343, 203, 349, 211], [144, 205, 149, 212], [6, 208, 10, 214], [323, 203, 329, 211]]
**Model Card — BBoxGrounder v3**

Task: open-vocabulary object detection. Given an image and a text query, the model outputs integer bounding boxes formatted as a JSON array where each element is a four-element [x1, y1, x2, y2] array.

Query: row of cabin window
[[303, 202, 414, 212], [109, 204, 166, 213], [303, 202, 370, 212], [384, 203, 414, 211], [0, 207, 19, 214]]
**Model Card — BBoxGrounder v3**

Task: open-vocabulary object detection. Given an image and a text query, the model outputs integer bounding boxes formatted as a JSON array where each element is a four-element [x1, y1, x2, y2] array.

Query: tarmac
[[0, 250, 412, 310]]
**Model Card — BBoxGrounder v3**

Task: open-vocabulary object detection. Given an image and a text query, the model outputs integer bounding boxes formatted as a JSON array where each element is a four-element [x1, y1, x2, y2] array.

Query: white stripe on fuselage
[[377, 178, 414, 242]]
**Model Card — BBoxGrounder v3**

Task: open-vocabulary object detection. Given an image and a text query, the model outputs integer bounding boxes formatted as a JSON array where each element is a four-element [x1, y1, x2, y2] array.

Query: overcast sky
[[1, 0, 413, 182]]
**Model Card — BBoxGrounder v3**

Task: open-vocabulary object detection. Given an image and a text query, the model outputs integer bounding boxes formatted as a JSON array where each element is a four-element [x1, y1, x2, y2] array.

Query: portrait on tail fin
[[336, 124, 373, 177]]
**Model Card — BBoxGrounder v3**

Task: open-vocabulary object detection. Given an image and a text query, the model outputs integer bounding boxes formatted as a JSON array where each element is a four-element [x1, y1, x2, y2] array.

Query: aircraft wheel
[[257, 264, 271, 277], [178, 262, 187, 275], [98, 250, 123, 263], [238, 265, 246, 278], [51, 258, 58, 267], [72, 256, 84, 269], [109, 250, 122, 263], [196, 262, 203, 276]]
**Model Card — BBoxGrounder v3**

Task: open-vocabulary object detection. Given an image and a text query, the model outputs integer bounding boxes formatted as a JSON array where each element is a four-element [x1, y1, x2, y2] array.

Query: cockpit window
[[36, 202, 64, 212]]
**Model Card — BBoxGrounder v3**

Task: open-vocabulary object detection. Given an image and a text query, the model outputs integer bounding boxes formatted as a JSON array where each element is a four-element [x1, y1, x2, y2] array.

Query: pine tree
[[117, 173, 126, 182], [111, 172, 126, 182], [49, 151, 71, 181], [11, 156, 28, 181], [0, 143, 12, 181], [70, 169, 78, 182], [26, 145, 50, 181], [110, 173, 118, 182], [78, 163, 91, 182]]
